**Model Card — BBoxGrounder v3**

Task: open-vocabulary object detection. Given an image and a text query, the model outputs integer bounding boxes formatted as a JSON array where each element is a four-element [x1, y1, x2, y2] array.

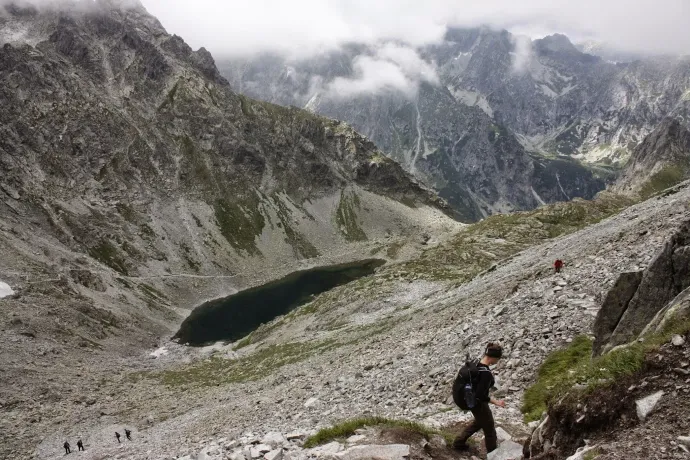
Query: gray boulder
[[486, 440, 524, 460], [636, 390, 664, 422]]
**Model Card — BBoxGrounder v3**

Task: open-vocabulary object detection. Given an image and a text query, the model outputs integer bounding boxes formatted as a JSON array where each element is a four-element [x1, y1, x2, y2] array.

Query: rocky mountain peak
[[534, 33, 579, 54]]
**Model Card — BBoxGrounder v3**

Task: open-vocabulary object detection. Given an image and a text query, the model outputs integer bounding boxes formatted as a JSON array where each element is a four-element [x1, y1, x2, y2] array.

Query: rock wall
[[593, 218, 690, 355]]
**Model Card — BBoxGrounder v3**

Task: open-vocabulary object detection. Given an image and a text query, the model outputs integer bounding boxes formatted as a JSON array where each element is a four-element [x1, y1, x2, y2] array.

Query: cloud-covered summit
[[142, 0, 690, 59]]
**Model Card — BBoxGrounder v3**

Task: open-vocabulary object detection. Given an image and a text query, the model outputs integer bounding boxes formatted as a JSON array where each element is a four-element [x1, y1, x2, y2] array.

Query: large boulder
[[487, 440, 524, 460], [592, 271, 643, 355], [595, 220, 690, 354]]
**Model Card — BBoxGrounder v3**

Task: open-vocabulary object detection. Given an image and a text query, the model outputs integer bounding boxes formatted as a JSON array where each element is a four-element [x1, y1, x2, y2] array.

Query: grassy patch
[[273, 195, 319, 258], [232, 335, 253, 351], [336, 190, 367, 242], [522, 317, 690, 422], [88, 240, 130, 275], [521, 336, 593, 422], [116, 203, 138, 222], [303, 417, 454, 448], [213, 197, 265, 256], [639, 166, 686, 199], [389, 192, 633, 282], [583, 448, 601, 460], [156, 340, 339, 387]]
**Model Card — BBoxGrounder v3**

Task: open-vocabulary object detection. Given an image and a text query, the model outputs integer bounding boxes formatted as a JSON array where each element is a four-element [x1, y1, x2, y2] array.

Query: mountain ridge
[[220, 27, 690, 219]]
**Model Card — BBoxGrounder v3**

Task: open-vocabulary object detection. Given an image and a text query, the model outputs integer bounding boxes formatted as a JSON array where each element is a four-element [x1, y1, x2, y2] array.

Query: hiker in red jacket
[[554, 259, 564, 273]]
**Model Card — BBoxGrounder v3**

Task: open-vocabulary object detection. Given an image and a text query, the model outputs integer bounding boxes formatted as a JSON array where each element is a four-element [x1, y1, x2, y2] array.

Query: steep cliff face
[[220, 28, 689, 219], [614, 118, 690, 197]]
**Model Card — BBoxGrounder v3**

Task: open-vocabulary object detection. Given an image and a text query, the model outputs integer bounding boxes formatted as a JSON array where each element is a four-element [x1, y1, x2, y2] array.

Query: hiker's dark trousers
[[454, 402, 498, 453], [65, 447, 70, 454]]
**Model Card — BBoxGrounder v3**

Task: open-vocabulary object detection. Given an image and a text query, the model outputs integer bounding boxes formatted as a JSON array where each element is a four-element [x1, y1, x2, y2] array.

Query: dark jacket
[[474, 363, 495, 402]]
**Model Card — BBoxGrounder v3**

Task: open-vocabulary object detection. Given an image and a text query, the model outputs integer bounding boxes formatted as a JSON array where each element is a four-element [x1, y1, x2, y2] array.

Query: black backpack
[[452, 359, 479, 410]]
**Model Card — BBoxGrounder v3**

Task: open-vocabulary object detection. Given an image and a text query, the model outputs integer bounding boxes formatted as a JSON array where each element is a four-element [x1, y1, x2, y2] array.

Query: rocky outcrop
[[614, 118, 690, 197], [591, 271, 643, 355], [593, 220, 690, 354]]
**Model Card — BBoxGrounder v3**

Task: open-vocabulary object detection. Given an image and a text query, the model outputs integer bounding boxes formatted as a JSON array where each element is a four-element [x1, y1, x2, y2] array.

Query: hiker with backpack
[[451, 343, 505, 454]]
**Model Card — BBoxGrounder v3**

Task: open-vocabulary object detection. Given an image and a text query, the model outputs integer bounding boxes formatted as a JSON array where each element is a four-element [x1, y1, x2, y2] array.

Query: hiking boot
[[452, 442, 470, 451]]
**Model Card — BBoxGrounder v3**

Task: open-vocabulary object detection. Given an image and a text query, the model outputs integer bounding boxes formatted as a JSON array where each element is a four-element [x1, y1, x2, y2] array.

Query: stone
[[678, 436, 690, 447], [346, 435, 366, 444], [264, 449, 283, 460], [636, 390, 664, 421], [566, 445, 599, 460], [334, 444, 409, 460], [250, 444, 273, 458], [591, 271, 644, 355], [286, 432, 306, 441], [486, 440, 523, 460], [495, 426, 512, 442], [672, 334, 686, 347], [311, 441, 344, 457], [262, 432, 286, 447], [304, 398, 319, 408]]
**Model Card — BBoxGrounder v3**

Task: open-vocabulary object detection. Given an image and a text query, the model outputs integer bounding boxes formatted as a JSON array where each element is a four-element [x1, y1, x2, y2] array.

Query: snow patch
[[531, 187, 547, 206], [0, 281, 14, 299], [448, 88, 493, 117]]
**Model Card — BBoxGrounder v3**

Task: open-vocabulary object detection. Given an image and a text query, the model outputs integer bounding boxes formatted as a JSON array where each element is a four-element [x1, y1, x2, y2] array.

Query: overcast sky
[[140, 0, 690, 58]]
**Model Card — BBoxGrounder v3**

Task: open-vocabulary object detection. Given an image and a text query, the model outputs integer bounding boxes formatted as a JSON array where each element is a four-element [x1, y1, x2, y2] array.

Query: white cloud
[[138, 0, 690, 58], [511, 35, 533, 74], [325, 44, 439, 99]]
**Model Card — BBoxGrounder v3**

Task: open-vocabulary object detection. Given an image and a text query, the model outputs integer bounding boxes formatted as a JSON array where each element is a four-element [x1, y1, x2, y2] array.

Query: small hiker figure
[[554, 258, 564, 273], [77, 440, 84, 451], [115, 431, 121, 443], [125, 429, 132, 441], [64, 441, 71, 454], [451, 343, 506, 454]]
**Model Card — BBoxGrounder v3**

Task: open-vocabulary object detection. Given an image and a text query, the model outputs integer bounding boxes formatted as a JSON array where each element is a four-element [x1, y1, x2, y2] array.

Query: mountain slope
[[614, 118, 690, 197], [220, 28, 689, 219], [0, 2, 458, 455]]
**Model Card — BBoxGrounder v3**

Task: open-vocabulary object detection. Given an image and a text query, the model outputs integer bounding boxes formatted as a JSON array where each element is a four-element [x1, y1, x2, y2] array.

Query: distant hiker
[[77, 440, 84, 451], [554, 258, 564, 273], [64, 441, 71, 454], [115, 432, 121, 443], [451, 343, 506, 454], [125, 429, 132, 441]]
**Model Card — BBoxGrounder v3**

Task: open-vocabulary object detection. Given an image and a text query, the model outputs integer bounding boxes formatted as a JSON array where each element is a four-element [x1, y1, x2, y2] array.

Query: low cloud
[[138, 0, 690, 59], [326, 44, 439, 99], [511, 35, 533, 74]]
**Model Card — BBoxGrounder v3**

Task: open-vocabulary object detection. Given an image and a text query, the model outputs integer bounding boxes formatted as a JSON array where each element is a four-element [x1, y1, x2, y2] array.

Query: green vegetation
[[180, 136, 215, 189], [639, 166, 686, 199], [392, 192, 633, 282], [88, 240, 129, 275], [273, 196, 319, 258], [213, 197, 265, 255], [521, 336, 593, 421], [303, 417, 454, 448], [139, 223, 156, 239], [336, 190, 367, 242], [522, 317, 690, 422], [583, 448, 601, 460], [139, 283, 167, 301], [156, 340, 339, 387], [159, 80, 181, 110], [232, 335, 253, 351], [116, 203, 138, 222]]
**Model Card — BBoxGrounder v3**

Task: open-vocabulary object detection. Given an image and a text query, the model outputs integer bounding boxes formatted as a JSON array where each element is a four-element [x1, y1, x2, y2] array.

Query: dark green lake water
[[173, 259, 386, 346]]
